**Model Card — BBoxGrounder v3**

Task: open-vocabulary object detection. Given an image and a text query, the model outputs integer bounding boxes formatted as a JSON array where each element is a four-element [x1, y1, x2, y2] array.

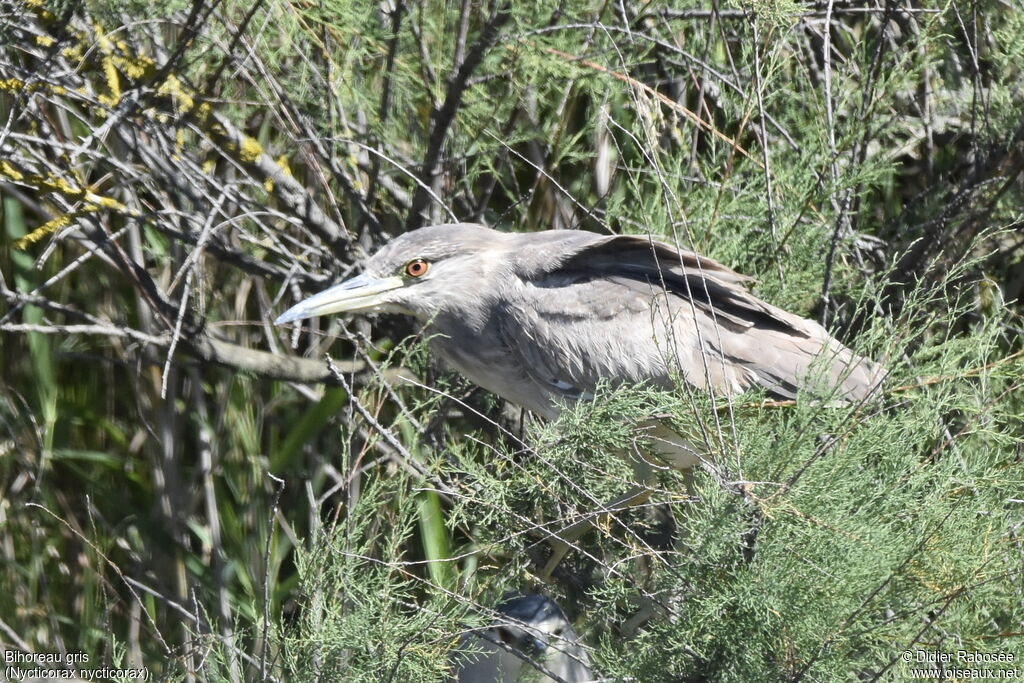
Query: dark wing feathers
[[556, 234, 813, 336], [502, 232, 883, 405]]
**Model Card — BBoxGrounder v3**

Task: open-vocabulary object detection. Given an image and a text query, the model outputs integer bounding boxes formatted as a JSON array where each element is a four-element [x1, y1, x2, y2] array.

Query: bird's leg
[[538, 423, 706, 580], [538, 483, 656, 580], [537, 449, 664, 580]]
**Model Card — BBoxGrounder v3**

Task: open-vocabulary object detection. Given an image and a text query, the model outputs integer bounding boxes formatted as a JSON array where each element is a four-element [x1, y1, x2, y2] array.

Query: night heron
[[453, 594, 594, 683], [275, 223, 884, 569]]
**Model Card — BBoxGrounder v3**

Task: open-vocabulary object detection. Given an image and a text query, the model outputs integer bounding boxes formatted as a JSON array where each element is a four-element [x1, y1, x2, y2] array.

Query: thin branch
[[405, 3, 512, 228]]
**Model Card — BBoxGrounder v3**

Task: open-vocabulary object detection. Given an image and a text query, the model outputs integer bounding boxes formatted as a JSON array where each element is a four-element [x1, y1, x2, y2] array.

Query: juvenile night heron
[[453, 594, 594, 683], [275, 223, 884, 568]]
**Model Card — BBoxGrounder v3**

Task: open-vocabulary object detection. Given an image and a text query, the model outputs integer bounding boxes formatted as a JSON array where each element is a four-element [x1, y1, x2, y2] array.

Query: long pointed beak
[[274, 274, 405, 325]]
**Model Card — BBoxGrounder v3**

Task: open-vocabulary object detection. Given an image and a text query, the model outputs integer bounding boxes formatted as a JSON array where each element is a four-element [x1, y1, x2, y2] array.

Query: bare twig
[[405, 3, 512, 228]]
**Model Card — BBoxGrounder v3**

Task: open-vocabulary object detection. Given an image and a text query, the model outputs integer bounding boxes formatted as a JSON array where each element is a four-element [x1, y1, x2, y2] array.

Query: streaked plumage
[[276, 223, 885, 574], [276, 223, 883, 420]]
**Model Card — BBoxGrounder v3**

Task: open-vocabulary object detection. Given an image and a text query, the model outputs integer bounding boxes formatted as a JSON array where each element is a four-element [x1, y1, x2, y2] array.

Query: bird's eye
[[404, 259, 429, 278]]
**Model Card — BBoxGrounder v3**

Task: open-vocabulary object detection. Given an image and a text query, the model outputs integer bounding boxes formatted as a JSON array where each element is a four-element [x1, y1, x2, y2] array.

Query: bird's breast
[[426, 317, 561, 419]]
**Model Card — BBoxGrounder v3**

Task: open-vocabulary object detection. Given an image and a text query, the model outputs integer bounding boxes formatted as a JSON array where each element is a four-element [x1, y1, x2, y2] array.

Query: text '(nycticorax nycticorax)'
[[275, 223, 884, 570]]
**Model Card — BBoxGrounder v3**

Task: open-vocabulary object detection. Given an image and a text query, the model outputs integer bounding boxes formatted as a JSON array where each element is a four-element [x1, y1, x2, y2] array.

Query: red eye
[[405, 259, 429, 277]]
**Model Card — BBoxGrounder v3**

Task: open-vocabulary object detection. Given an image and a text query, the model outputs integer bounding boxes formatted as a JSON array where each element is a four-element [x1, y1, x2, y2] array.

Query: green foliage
[[284, 479, 464, 682], [1, 0, 1022, 680]]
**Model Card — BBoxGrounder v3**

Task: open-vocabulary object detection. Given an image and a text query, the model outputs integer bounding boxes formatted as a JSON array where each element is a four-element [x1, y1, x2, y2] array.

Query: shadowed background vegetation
[[1, 0, 1022, 680]]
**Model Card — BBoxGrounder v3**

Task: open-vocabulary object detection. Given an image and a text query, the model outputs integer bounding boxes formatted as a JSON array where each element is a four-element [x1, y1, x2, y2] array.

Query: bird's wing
[[501, 233, 883, 405], [556, 233, 827, 335], [497, 275, 672, 405]]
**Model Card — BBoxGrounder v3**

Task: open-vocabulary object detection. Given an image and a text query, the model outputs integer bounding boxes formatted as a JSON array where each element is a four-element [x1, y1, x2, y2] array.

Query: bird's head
[[274, 223, 508, 326], [488, 594, 573, 656]]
